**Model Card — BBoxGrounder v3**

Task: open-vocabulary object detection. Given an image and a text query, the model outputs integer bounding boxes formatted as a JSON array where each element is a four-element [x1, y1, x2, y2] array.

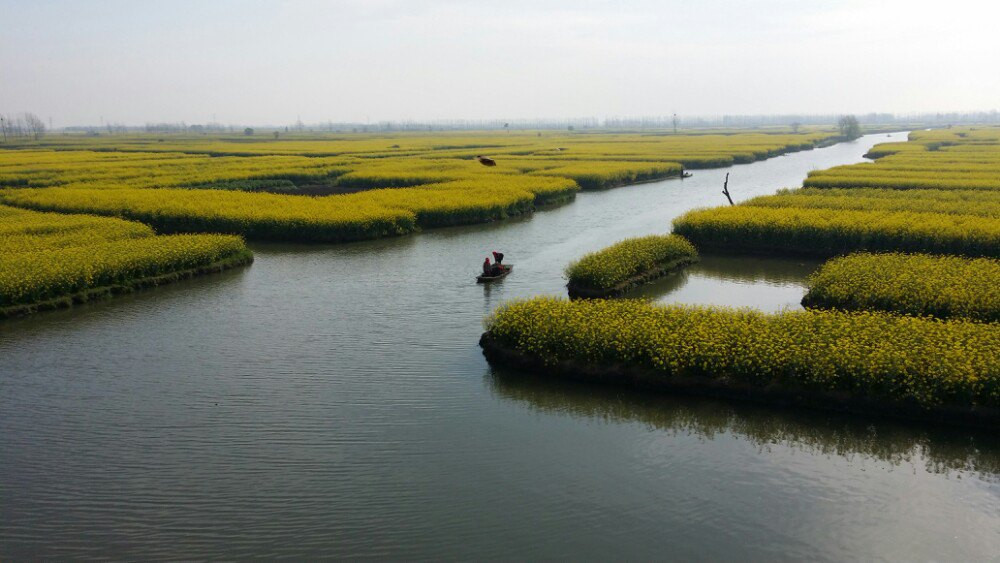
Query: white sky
[[2, 0, 998, 126]]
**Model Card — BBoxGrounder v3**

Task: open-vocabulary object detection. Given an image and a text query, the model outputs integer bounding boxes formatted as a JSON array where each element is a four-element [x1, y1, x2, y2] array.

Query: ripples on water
[[3, 133, 999, 560]]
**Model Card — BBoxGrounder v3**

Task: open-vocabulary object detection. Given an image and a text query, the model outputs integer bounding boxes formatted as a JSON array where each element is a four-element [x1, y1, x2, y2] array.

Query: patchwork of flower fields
[[484, 127, 1000, 423], [0, 129, 836, 314], [674, 127, 1000, 258], [0, 130, 836, 241]]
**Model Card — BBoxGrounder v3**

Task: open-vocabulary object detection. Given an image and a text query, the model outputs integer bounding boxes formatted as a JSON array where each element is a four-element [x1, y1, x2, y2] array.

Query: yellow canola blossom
[[674, 126, 1000, 258], [673, 205, 1000, 258], [745, 188, 1000, 218], [566, 234, 697, 291], [0, 205, 250, 311], [0, 174, 578, 241], [484, 297, 1000, 409], [0, 130, 840, 243], [803, 252, 1000, 322]]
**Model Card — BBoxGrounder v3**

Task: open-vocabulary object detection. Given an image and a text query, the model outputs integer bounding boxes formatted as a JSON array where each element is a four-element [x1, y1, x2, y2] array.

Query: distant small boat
[[476, 155, 497, 167], [477, 264, 512, 283], [682, 172, 693, 178]]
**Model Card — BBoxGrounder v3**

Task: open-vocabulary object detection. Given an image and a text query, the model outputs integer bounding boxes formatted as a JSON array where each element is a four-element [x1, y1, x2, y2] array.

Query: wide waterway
[[2, 133, 999, 560]]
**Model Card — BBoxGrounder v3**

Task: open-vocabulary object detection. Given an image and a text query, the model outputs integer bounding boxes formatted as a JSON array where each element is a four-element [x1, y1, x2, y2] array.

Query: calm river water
[[2, 133, 998, 560]]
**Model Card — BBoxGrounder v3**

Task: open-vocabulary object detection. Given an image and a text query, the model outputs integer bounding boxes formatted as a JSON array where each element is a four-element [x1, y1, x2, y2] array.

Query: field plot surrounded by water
[[3, 132, 1000, 560], [487, 128, 1000, 422]]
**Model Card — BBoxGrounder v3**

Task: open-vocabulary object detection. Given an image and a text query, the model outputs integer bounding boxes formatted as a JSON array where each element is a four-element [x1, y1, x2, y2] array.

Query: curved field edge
[[0, 183, 574, 243], [565, 234, 699, 297], [801, 252, 1000, 322], [672, 206, 1000, 259], [0, 249, 253, 319], [480, 333, 1000, 428], [567, 256, 698, 298], [480, 298, 1000, 427]]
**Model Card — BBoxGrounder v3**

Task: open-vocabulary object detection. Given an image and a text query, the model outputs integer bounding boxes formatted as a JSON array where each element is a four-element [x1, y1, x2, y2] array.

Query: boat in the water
[[477, 264, 512, 283]]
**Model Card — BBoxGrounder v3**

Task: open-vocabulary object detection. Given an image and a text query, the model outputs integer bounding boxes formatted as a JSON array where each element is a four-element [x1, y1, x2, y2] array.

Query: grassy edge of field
[[801, 294, 1000, 323], [799, 253, 1000, 322], [0, 248, 253, 319], [0, 188, 575, 244], [566, 256, 698, 298], [478, 331, 1000, 429]]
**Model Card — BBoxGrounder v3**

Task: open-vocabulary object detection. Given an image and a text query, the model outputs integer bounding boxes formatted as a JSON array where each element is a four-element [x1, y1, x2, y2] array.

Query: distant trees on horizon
[[0, 112, 46, 142]]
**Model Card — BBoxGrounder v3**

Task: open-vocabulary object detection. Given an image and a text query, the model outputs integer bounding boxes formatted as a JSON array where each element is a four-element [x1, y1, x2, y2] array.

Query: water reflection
[[488, 368, 1000, 478], [630, 255, 822, 311], [688, 254, 821, 284]]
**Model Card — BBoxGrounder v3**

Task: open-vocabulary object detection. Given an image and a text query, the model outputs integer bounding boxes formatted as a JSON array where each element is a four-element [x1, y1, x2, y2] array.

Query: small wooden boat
[[477, 264, 512, 283], [681, 172, 693, 178]]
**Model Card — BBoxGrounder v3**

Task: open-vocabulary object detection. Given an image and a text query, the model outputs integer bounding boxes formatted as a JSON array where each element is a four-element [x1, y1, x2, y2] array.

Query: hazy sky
[[3, 0, 998, 126]]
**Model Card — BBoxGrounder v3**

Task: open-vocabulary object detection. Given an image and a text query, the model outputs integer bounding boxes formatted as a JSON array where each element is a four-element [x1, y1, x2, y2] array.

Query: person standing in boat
[[492, 251, 504, 266], [483, 257, 493, 276]]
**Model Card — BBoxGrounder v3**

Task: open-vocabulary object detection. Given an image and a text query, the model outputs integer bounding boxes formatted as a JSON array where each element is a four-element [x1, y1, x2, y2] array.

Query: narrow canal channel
[[3, 132, 998, 560]]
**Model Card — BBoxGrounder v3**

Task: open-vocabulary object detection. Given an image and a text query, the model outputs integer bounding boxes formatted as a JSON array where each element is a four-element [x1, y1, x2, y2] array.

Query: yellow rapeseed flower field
[[565, 234, 697, 294], [674, 126, 1000, 258], [803, 252, 1000, 322], [0, 130, 840, 242], [0, 205, 250, 313], [744, 188, 1000, 218], [673, 205, 1000, 257], [484, 297, 1000, 409]]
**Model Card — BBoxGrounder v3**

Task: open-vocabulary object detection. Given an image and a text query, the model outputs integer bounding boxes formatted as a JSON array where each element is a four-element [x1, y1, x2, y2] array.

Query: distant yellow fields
[[675, 127, 1000, 258], [671, 126, 1000, 322], [0, 130, 836, 241], [0, 129, 841, 314]]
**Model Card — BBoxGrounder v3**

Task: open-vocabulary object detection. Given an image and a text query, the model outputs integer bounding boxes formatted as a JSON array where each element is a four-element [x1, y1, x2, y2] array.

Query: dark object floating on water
[[682, 171, 693, 178], [476, 155, 497, 166], [477, 264, 512, 283]]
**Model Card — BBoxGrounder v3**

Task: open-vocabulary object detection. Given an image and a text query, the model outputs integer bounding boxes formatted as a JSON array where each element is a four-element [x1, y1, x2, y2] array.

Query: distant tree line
[[141, 122, 236, 134], [49, 109, 1000, 136], [273, 110, 1000, 133], [0, 112, 46, 142]]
